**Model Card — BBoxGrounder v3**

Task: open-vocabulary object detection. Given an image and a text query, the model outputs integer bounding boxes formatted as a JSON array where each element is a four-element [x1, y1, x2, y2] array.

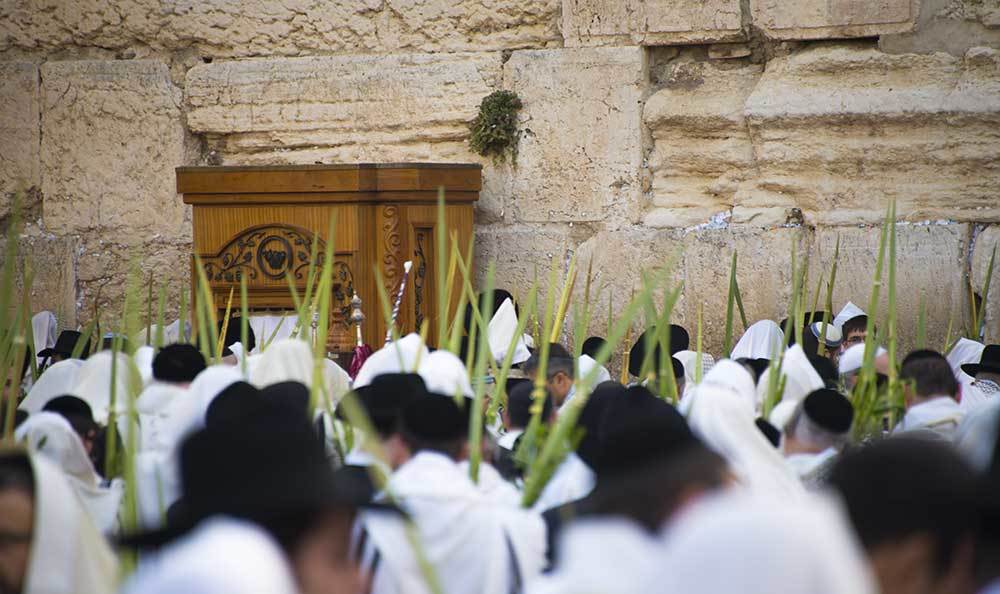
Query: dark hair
[[589, 445, 726, 532], [841, 315, 869, 338], [43, 395, 99, 438], [506, 381, 553, 429], [900, 353, 958, 399], [153, 343, 207, 383], [808, 355, 839, 388], [522, 343, 574, 380], [829, 438, 978, 575], [0, 452, 34, 497]]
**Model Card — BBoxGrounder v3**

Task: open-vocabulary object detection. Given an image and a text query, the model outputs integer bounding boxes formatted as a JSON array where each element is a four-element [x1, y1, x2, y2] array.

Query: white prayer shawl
[[458, 460, 523, 506], [895, 396, 966, 441], [136, 382, 189, 453], [362, 451, 545, 594], [699, 359, 757, 412], [488, 298, 531, 366], [247, 314, 298, 354], [134, 346, 155, 388], [729, 320, 784, 360], [32, 311, 58, 368], [532, 452, 595, 513], [71, 351, 137, 425], [833, 301, 867, 329], [757, 344, 824, 423], [16, 413, 124, 535], [948, 338, 988, 412], [122, 517, 299, 594], [249, 338, 314, 388], [354, 333, 431, 389], [19, 359, 84, 414], [656, 492, 878, 594], [686, 366, 805, 499], [955, 399, 1000, 471], [159, 365, 244, 451], [838, 343, 887, 376], [528, 518, 661, 594], [785, 447, 838, 480], [418, 350, 474, 398], [23, 453, 119, 594]]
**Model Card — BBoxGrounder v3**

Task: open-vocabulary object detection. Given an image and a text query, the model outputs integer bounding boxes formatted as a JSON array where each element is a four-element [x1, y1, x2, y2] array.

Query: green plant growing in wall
[[469, 90, 523, 164]]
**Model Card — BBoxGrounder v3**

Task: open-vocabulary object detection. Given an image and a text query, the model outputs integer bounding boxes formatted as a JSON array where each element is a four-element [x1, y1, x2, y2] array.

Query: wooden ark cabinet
[[176, 163, 480, 353]]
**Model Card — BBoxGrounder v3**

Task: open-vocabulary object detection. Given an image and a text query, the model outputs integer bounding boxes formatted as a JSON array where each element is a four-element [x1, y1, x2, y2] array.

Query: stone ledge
[[750, 0, 918, 41]]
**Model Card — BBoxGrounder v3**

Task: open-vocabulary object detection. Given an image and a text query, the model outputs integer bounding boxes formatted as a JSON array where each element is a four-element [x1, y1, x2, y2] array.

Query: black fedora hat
[[37, 330, 86, 360], [962, 345, 1000, 378]]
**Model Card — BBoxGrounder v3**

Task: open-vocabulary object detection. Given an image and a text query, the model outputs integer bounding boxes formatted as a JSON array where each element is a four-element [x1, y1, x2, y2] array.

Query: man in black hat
[[963, 344, 1000, 405], [122, 414, 368, 594], [540, 386, 728, 583], [897, 350, 965, 441], [627, 325, 689, 384], [36, 330, 88, 366], [781, 388, 854, 489]]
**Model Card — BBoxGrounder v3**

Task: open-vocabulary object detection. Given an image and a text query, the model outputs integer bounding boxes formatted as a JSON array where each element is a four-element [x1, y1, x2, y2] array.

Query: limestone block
[[810, 223, 968, 354], [0, 63, 39, 209], [39, 60, 192, 239], [0, 0, 558, 57], [681, 226, 810, 354], [503, 47, 645, 224], [573, 227, 687, 342], [562, 0, 743, 47], [0, 229, 78, 330], [972, 226, 1000, 343], [643, 60, 762, 228], [381, 0, 560, 52], [750, 0, 918, 40], [186, 52, 504, 219], [881, 0, 1000, 57], [473, 223, 583, 318], [76, 237, 191, 329], [742, 44, 1000, 225]]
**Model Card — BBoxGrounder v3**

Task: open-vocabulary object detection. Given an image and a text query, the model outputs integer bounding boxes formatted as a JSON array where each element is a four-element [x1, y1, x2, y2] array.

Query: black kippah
[[755, 418, 781, 447], [803, 388, 854, 434], [401, 394, 468, 442], [153, 344, 207, 383]]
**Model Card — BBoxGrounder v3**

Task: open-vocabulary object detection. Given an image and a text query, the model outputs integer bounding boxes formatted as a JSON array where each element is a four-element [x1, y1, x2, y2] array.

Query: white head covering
[[658, 492, 877, 594], [673, 351, 717, 388], [134, 345, 156, 387], [19, 359, 84, 415], [249, 338, 314, 388], [838, 343, 888, 376], [730, 320, 784, 360], [417, 350, 474, 398], [487, 298, 530, 366], [353, 333, 430, 388], [32, 311, 58, 368], [686, 361, 804, 498], [321, 358, 352, 406], [833, 302, 866, 329], [160, 365, 244, 447], [756, 344, 824, 421], [21, 452, 119, 594], [577, 354, 611, 385], [72, 351, 138, 425], [949, 338, 986, 378], [16, 413, 124, 535]]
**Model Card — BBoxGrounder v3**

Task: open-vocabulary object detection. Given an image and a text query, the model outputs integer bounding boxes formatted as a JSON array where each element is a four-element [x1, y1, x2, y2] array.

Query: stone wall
[[2, 0, 1000, 354]]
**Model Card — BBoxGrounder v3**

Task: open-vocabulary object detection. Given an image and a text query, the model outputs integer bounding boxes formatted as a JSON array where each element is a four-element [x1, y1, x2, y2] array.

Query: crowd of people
[[2, 294, 999, 594]]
